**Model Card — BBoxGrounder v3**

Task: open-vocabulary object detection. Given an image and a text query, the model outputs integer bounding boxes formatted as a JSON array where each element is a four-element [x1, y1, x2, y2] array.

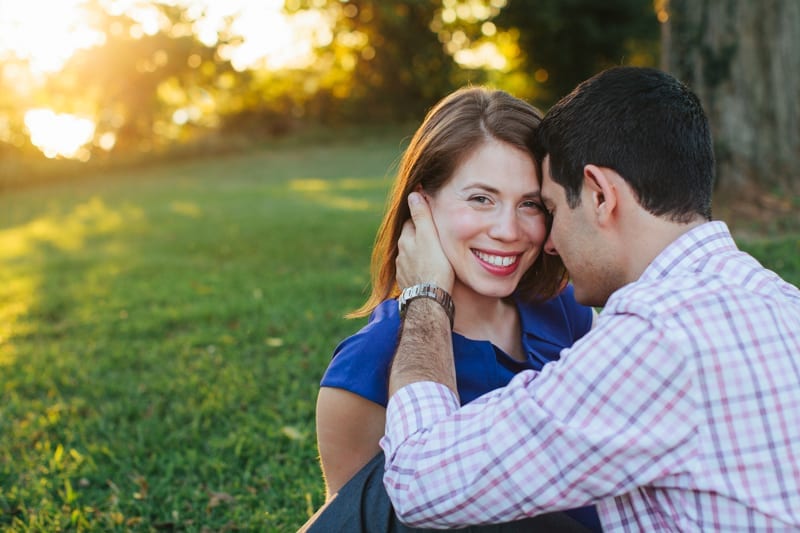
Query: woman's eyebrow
[[462, 182, 500, 193], [463, 182, 541, 198]]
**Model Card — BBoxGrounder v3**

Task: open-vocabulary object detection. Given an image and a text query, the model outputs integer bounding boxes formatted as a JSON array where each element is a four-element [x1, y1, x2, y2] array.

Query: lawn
[[1, 133, 798, 532]]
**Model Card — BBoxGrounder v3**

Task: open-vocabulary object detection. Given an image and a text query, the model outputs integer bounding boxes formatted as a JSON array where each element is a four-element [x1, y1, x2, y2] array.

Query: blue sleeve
[[319, 300, 401, 407]]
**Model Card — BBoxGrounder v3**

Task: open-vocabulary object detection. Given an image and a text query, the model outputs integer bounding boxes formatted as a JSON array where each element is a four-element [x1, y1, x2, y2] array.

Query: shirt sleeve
[[381, 307, 698, 528], [320, 300, 401, 407]]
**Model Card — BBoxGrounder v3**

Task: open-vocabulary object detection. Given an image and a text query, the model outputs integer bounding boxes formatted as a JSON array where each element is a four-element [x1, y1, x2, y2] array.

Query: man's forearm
[[389, 298, 458, 400]]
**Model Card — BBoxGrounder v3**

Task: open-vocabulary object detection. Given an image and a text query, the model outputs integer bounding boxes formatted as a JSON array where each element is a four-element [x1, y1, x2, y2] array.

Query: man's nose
[[544, 232, 558, 256]]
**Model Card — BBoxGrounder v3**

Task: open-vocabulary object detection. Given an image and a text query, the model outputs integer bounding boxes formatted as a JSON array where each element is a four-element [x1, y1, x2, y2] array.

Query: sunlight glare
[[184, 0, 329, 71], [289, 177, 377, 212], [0, 0, 104, 74], [227, 6, 327, 70], [1, 0, 331, 77], [24, 109, 96, 160], [1, 0, 338, 159], [454, 42, 507, 71]]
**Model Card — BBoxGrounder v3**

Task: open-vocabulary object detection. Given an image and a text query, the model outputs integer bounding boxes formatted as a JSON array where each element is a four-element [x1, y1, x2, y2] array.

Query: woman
[[316, 87, 600, 531]]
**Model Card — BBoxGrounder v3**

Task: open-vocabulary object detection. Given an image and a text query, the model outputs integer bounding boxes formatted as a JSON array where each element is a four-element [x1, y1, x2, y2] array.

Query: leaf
[[53, 444, 64, 464], [281, 426, 303, 441], [206, 491, 235, 510]]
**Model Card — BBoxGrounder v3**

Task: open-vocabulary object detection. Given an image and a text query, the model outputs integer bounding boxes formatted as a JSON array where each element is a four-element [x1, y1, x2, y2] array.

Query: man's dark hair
[[534, 66, 714, 222]]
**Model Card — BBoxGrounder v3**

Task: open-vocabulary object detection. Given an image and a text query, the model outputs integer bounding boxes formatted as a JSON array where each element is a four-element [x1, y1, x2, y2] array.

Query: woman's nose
[[488, 209, 520, 241]]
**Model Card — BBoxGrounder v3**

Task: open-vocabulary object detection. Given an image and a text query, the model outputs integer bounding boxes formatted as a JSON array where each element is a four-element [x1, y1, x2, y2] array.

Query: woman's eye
[[521, 201, 545, 213], [469, 195, 491, 204]]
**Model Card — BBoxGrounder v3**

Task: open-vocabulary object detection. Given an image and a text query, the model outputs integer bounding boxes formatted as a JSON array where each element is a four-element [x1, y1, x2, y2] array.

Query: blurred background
[[1, 0, 796, 198], [0, 0, 656, 169]]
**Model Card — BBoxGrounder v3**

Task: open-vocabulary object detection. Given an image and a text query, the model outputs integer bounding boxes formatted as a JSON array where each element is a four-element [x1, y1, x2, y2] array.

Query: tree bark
[[665, 0, 800, 193]]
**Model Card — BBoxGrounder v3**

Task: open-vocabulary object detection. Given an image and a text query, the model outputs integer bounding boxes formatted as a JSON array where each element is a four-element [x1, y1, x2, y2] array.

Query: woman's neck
[[451, 283, 525, 361]]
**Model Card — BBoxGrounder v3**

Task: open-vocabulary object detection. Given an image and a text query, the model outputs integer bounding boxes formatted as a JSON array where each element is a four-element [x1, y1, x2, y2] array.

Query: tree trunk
[[665, 0, 800, 194]]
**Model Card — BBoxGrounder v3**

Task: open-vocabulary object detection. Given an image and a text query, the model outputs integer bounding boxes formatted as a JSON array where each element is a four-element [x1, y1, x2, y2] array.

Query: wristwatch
[[397, 283, 455, 329]]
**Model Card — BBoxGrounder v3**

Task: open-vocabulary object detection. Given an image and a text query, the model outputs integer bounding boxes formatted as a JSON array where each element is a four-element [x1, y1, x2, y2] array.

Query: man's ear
[[583, 164, 617, 224]]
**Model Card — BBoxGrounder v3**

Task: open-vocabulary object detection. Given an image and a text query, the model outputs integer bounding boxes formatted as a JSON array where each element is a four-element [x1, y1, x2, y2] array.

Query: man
[[383, 66, 800, 530]]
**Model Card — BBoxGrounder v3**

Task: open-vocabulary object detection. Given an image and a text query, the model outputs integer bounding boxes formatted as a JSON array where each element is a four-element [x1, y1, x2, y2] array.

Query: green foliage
[[285, 0, 462, 122], [739, 237, 800, 287], [496, 0, 660, 106], [2, 130, 796, 532]]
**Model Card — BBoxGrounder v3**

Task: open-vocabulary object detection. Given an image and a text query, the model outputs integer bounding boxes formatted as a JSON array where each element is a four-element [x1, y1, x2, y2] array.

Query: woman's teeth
[[474, 250, 518, 267]]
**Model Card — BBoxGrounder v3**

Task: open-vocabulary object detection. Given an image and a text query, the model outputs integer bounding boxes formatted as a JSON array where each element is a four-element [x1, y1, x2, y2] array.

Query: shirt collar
[[640, 220, 736, 282]]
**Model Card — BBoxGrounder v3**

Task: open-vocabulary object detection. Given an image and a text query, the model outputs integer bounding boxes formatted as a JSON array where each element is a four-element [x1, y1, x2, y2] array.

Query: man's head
[[534, 66, 715, 306], [534, 66, 714, 223]]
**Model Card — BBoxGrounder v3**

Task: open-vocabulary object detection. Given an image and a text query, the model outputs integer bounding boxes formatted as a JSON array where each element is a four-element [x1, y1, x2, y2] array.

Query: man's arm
[[389, 298, 456, 398], [382, 314, 696, 528], [383, 216, 697, 527], [388, 192, 457, 399]]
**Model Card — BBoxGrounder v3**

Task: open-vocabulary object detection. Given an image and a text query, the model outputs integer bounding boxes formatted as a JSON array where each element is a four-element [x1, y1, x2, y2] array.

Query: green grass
[[0, 132, 406, 531], [1, 133, 798, 532]]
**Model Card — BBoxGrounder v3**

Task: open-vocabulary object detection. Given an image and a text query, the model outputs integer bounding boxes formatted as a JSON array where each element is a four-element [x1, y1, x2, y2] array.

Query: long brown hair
[[349, 86, 567, 318]]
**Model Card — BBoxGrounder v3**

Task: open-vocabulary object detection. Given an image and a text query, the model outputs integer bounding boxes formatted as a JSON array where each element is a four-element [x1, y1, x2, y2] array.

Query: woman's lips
[[472, 249, 521, 275]]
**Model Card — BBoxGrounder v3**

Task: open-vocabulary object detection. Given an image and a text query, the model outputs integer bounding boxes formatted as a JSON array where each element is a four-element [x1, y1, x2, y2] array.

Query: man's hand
[[396, 192, 455, 292]]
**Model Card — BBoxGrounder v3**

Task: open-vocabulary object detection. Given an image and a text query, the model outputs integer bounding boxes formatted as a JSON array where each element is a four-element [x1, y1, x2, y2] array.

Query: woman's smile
[[472, 249, 521, 274]]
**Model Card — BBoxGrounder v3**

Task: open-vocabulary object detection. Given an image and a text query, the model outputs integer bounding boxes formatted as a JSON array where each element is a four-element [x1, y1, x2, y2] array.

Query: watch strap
[[397, 283, 455, 329]]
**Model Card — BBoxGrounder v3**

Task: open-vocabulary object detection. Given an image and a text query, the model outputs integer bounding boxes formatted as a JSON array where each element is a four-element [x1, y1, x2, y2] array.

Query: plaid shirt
[[382, 222, 800, 531]]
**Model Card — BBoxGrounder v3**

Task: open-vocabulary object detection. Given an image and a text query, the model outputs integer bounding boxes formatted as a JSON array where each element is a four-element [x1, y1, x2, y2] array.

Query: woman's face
[[426, 139, 548, 300]]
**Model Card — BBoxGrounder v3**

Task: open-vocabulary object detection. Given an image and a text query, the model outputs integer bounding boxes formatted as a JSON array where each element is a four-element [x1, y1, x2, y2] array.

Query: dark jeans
[[299, 453, 594, 532]]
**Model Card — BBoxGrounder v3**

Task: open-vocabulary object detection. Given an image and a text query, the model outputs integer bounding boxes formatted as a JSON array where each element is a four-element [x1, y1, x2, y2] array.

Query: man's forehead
[[539, 156, 556, 198]]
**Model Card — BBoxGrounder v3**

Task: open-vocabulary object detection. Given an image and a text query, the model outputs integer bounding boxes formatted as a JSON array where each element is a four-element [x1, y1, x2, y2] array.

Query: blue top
[[322, 284, 593, 407], [321, 284, 602, 531]]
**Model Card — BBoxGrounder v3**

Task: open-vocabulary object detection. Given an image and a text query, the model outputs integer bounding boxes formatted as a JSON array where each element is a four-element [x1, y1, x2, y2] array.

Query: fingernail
[[408, 192, 420, 205]]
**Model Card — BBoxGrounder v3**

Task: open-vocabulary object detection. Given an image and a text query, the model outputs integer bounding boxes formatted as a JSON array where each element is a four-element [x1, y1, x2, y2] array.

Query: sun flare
[[24, 109, 96, 160], [0, 0, 103, 74]]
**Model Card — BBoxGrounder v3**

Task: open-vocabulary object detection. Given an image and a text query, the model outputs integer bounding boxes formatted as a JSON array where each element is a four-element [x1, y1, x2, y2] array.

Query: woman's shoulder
[[341, 299, 402, 346], [319, 299, 401, 407]]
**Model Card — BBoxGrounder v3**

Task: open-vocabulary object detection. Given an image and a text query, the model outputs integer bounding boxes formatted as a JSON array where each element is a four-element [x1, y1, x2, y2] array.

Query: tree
[[285, 0, 461, 123], [49, 2, 244, 155], [495, 0, 660, 106], [665, 0, 800, 193]]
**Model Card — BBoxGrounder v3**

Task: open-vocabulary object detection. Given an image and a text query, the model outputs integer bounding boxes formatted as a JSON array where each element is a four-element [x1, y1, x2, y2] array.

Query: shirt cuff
[[381, 381, 460, 456]]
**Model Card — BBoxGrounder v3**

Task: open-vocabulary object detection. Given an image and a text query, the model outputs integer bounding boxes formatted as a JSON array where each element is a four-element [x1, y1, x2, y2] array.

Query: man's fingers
[[407, 192, 433, 228], [398, 219, 416, 248], [396, 192, 454, 291]]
